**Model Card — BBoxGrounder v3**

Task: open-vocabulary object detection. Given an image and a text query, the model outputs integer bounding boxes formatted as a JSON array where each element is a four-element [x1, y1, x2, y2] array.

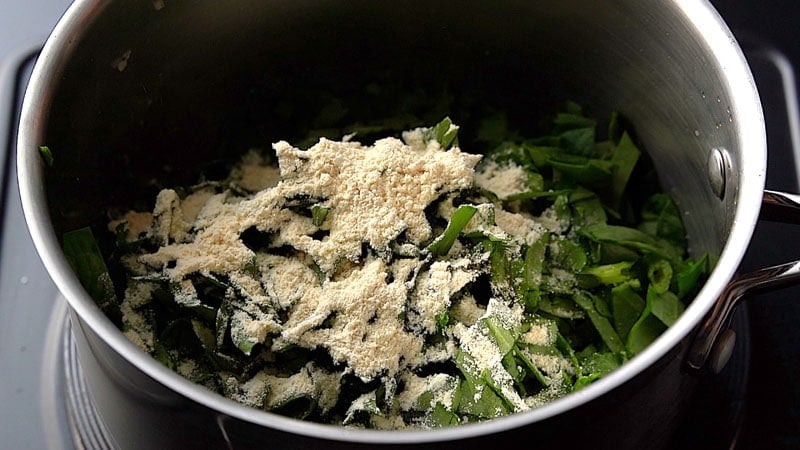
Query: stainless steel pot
[[17, 0, 798, 448]]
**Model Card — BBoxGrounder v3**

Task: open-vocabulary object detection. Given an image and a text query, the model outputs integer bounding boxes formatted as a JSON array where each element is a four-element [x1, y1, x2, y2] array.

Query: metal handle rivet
[[707, 148, 730, 200], [709, 328, 736, 374]]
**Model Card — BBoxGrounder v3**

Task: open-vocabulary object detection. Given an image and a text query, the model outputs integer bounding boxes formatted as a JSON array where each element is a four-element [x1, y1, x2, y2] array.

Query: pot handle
[[685, 189, 800, 375]]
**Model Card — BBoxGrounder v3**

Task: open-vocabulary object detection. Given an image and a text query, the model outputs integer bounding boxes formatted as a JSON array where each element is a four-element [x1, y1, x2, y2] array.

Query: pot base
[[58, 303, 750, 450], [63, 315, 116, 450]]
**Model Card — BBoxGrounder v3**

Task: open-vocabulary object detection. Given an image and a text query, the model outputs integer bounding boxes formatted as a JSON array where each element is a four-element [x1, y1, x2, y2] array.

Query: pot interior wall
[[41, 0, 739, 259]]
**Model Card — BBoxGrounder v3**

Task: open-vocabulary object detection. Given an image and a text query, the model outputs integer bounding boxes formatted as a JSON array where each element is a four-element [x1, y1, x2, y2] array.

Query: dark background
[[711, 1, 800, 449], [714, 0, 800, 65]]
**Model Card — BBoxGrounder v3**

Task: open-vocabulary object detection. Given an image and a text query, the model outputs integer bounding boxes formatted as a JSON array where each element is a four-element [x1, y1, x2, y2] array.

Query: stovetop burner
[[63, 311, 116, 450]]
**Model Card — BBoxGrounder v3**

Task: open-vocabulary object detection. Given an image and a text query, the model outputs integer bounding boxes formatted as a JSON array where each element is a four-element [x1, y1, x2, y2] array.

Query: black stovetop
[[711, 1, 800, 449]]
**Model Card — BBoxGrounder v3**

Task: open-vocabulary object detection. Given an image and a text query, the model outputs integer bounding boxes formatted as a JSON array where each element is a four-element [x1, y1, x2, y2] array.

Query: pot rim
[[17, 0, 766, 444]]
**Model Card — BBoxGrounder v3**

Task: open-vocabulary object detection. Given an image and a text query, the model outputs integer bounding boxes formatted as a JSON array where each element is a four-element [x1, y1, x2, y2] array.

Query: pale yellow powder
[[452, 299, 529, 412], [449, 295, 486, 326], [244, 320, 271, 344], [272, 136, 481, 271], [119, 254, 149, 276], [180, 188, 216, 224], [370, 414, 408, 430], [308, 363, 343, 414], [520, 323, 555, 346], [396, 372, 457, 411], [264, 367, 315, 409], [530, 353, 574, 377], [538, 205, 568, 233], [234, 150, 282, 192], [277, 258, 423, 381], [120, 282, 156, 352], [150, 189, 191, 244], [172, 278, 199, 307], [475, 160, 528, 199], [108, 211, 153, 239], [116, 127, 571, 425], [229, 270, 273, 308], [259, 254, 321, 309], [124, 280, 157, 308], [177, 360, 198, 378], [140, 134, 479, 276], [192, 192, 232, 230], [233, 371, 271, 408], [407, 339, 457, 369], [494, 209, 545, 246], [408, 259, 476, 333]]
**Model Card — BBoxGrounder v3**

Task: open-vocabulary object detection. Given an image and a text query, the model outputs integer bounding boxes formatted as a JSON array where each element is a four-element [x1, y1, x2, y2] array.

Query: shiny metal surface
[[687, 258, 800, 374], [707, 147, 731, 200], [760, 189, 800, 222], [16, 0, 767, 446], [687, 188, 800, 374], [63, 314, 116, 450]]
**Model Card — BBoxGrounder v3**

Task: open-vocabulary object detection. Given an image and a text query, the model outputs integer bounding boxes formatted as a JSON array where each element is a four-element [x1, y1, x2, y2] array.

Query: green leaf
[[559, 127, 596, 157], [234, 332, 258, 355], [63, 227, 120, 319], [639, 194, 686, 251], [570, 189, 607, 228], [483, 316, 517, 355], [424, 117, 459, 149], [626, 313, 665, 355], [471, 236, 511, 285], [505, 189, 573, 202], [486, 142, 535, 169], [580, 261, 634, 286], [579, 223, 678, 259], [608, 132, 640, 210], [513, 346, 551, 387], [550, 237, 588, 272], [647, 259, 673, 294], [539, 296, 585, 319], [501, 352, 527, 394], [520, 233, 549, 310], [526, 144, 559, 168], [428, 205, 478, 257], [562, 100, 584, 116], [153, 341, 175, 369], [435, 312, 450, 330], [610, 283, 645, 340], [311, 205, 329, 227], [572, 291, 625, 354], [243, 256, 260, 278], [454, 351, 512, 419], [274, 346, 313, 373], [649, 288, 685, 327], [524, 234, 548, 285], [39, 145, 54, 167], [552, 110, 597, 156], [556, 333, 581, 375], [272, 397, 317, 421], [676, 254, 709, 299], [427, 402, 460, 427], [626, 288, 669, 355], [343, 391, 381, 425], [553, 193, 572, 224], [477, 113, 512, 146], [574, 351, 620, 390], [215, 297, 231, 348], [159, 318, 205, 359], [547, 154, 614, 185]]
